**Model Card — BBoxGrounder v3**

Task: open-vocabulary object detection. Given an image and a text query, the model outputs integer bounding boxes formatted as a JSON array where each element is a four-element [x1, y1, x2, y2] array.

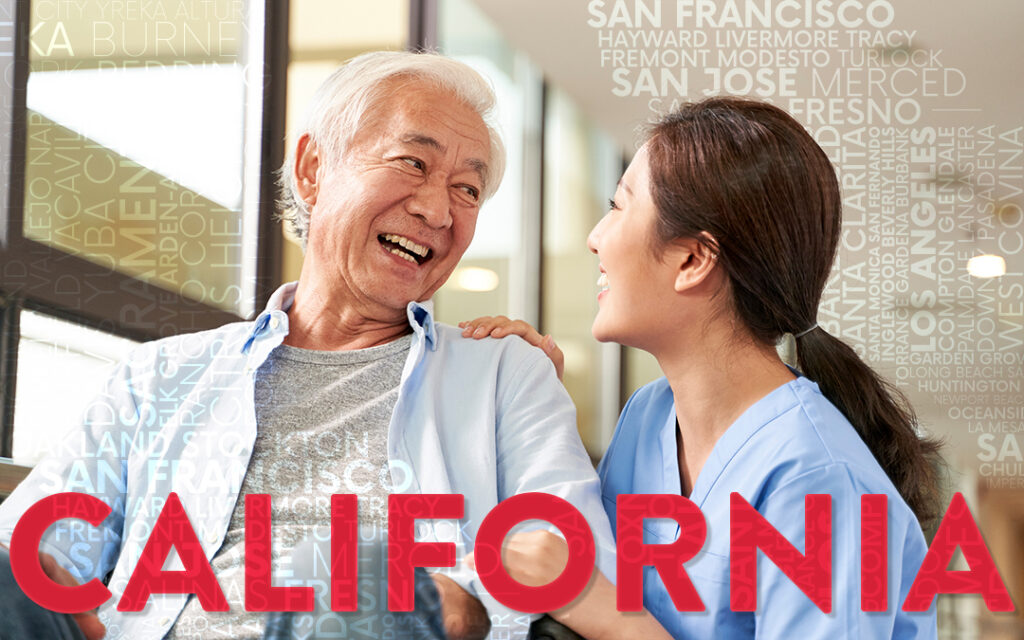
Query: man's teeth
[[389, 247, 419, 264], [383, 233, 429, 258], [597, 273, 609, 288]]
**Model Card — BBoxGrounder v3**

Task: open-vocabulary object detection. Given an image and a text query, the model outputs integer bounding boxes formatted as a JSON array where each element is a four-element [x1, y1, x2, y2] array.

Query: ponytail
[[645, 97, 944, 527], [796, 328, 943, 526]]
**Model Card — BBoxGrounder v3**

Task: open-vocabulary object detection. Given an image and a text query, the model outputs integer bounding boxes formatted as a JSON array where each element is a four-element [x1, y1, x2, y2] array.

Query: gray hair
[[278, 50, 506, 245]]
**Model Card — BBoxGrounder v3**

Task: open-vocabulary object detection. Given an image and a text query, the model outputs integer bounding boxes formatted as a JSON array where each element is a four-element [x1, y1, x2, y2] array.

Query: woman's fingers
[[460, 316, 505, 337], [494, 320, 542, 344], [541, 335, 566, 381], [460, 316, 531, 341], [459, 317, 565, 381]]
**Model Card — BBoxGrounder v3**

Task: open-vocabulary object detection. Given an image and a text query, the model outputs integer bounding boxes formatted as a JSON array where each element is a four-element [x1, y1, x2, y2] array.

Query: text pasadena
[[7, 491, 1014, 615]]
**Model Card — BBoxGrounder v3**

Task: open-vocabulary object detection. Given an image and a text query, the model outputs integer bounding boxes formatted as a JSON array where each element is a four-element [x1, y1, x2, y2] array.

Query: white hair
[[278, 50, 506, 245]]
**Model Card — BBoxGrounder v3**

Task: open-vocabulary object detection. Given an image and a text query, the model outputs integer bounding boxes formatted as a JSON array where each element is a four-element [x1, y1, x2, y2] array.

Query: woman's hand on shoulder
[[459, 316, 564, 380]]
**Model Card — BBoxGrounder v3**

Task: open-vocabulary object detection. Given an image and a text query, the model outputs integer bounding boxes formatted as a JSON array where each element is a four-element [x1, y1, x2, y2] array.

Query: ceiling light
[[455, 267, 500, 292], [966, 254, 1006, 278]]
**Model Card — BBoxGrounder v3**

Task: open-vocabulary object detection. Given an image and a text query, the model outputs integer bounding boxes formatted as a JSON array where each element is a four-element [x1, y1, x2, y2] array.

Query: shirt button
[[270, 317, 280, 330], [159, 617, 170, 625], [244, 366, 252, 375], [207, 532, 218, 544]]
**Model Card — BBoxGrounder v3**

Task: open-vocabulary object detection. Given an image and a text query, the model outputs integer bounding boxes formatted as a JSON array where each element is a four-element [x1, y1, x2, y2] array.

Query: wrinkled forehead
[[354, 78, 492, 177], [357, 76, 485, 143]]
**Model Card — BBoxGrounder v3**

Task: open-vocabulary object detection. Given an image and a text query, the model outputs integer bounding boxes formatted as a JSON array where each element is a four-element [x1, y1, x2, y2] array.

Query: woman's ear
[[672, 232, 720, 293], [294, 133, 320, 208]]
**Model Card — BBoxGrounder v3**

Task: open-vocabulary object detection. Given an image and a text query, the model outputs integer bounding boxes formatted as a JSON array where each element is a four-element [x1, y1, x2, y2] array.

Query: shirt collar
[[406, 299, 438, 351], [242, 282, 438, 354]]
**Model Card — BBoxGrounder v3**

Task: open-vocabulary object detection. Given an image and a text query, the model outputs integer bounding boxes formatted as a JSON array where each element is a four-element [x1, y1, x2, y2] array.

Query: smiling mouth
[[379, 233, 432, 265]]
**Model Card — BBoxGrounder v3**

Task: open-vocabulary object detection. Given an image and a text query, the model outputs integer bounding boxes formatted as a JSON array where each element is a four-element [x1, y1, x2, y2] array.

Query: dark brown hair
[[646, 97, 943, 525]]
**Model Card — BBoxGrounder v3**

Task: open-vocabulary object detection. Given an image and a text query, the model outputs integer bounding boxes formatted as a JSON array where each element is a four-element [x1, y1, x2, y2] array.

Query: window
[[13, 309, 137, 464], [541, 87, 622, 457], [433, 0, 624, 456], [433, 0, 543, 326], [0, 0, 287, 465], [2, 0, 285, 337]]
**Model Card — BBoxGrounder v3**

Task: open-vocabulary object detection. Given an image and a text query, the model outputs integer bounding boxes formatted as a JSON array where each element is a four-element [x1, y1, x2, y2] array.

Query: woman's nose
[[586, 215, 606, 255]]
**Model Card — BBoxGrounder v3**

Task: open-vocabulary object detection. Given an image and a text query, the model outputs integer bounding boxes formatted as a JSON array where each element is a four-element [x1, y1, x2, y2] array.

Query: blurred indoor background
[[0, 1, 1020, 637]]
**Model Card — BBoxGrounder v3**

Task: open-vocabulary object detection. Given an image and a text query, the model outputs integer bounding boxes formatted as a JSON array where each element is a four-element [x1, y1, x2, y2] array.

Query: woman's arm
[[555, 569, 676, 640], [467, 531, 673, 640]]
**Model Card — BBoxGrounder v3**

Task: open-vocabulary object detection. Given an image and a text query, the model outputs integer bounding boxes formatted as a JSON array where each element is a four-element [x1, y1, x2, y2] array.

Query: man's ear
[[294, 133, 320, 208], [671, 232, 720, 293]]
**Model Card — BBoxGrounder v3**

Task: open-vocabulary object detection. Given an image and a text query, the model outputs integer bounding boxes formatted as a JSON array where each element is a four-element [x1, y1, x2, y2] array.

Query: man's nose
[[406, 178, 452, 228]]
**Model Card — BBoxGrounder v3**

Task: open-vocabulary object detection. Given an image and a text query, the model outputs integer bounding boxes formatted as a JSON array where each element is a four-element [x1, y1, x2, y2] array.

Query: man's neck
[[282, 278, 413, 351]]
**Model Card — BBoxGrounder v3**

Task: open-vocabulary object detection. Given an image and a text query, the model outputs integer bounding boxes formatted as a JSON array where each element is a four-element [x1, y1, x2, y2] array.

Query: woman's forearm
[[551, 570, 674, 640]]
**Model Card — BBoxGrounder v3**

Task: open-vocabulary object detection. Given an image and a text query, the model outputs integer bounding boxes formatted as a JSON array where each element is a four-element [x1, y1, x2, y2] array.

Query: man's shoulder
[[429, 323, 562, 402], [432, 322, 547, 368]]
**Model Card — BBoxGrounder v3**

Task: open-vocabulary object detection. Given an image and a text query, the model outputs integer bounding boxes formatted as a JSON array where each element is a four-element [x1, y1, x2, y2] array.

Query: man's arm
[[0, 355, 141, 640], [0, 357, 140, 584], [460, 317, 615, 575], [425, 329, 617, 636], [493, 346, 618, 580]]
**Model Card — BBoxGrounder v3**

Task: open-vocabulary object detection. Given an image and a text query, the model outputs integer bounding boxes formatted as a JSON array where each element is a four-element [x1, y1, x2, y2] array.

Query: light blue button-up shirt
[[0, 283, 615, 640], [598, 376, 938, 639]]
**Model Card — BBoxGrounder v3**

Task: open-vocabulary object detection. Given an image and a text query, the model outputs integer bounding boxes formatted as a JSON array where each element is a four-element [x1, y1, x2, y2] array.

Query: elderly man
[[0, 52, 614, 639]]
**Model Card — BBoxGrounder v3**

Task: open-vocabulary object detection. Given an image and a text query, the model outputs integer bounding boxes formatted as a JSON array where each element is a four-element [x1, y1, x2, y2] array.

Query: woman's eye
[[402, 157, 425, 170], [608, 198, 619, 210]]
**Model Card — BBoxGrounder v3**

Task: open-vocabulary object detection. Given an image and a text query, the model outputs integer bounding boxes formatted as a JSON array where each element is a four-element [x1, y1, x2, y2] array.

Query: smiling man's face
[[300, 79, 492, 316]]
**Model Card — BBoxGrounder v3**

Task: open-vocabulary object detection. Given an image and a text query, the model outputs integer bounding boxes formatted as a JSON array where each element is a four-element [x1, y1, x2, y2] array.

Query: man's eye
[[459, 185, 481, 201], [402, 157, 425, 170]]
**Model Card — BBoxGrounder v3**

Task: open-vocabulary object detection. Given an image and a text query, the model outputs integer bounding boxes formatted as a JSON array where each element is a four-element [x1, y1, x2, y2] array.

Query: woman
[[461, 97, 942, 638]]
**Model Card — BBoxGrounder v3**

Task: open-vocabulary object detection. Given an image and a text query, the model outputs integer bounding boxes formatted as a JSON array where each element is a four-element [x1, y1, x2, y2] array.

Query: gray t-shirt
[[167, 334, 411, 639]]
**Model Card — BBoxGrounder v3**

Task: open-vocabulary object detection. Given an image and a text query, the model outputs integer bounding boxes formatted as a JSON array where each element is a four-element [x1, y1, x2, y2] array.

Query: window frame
[[0, 0, 289, 460], [0, 0, 287, 341]]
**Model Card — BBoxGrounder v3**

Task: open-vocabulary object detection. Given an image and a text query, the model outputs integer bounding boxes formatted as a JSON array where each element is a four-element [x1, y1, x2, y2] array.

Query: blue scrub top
[[597, 376, 938, 639]]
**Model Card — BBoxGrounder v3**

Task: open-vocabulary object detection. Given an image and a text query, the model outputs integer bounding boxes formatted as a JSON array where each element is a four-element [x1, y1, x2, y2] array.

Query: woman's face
[[587, 146, 680, 348]]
